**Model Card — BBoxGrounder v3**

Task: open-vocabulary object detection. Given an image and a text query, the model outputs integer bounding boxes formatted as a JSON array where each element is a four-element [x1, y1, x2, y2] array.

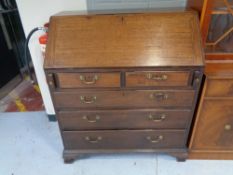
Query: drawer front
[[63, 130, 186, 150], [126, 71, 190, 87], [54, 90, 195, 108], [205, 78, 233, 98], [57, 72, 120, 88], [192, 100, 233, 150], [58, 109, 191, 130]]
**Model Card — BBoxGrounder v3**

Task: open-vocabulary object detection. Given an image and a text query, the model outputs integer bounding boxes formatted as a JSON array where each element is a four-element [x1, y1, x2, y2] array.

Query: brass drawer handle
[[225, 124, 231, 131], [146, 135, 163, 143], [85, 136, 102, 143], [150, 93, 168, 100], [148, 114, 166, 122], [80, 96, 97, 104], [80, 75, 98, 85], [146, 73, 167, 81], [82, 115, 100, 123]]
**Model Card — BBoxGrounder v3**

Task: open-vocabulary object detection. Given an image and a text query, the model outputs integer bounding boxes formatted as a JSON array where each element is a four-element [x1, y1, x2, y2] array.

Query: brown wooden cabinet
[[189, 63, 233, 159], [187, 0, 233, 159], [44, 11, 204, 163]]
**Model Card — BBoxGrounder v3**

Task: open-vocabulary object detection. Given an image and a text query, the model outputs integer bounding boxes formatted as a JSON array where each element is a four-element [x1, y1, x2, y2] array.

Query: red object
[[44, 22, 49, 28], [39, 22, 49, 44], [39, 23, 49, 58], [39, 33, 48, 45]]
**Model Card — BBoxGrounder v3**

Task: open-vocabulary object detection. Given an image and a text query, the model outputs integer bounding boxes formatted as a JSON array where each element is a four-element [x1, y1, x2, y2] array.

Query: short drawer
[[54, 90, 195, 108], [56, 72, 120, 88], [58, 109, 191, 130], [63, 130, 186, 150], [205, 78, 233, 98], [126, 71, 190, 87]]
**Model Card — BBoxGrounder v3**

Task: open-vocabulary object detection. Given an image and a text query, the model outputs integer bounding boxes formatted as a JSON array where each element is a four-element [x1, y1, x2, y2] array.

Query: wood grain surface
[[44, 11, 204, 68]]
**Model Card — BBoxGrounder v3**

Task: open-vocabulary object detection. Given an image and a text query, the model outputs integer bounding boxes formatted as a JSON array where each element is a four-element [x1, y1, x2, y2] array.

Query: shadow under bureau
[[44, 11, 204, 163]]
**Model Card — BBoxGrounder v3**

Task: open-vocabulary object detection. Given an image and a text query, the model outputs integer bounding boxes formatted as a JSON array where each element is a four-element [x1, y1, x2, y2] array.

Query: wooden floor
[[0, 77, 44, 112]]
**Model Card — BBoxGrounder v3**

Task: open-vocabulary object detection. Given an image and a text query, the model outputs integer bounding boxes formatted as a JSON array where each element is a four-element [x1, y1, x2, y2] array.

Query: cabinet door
[[203, 0, 233, 59], [192, 100, 233, 150]]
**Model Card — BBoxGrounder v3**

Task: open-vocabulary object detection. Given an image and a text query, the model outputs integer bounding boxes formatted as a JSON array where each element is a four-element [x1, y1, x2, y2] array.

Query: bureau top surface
[[44, 11, 204, 69]]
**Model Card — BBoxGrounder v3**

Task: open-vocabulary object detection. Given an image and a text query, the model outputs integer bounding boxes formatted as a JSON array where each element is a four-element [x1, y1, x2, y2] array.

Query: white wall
[[87, 0, 187, 10], [16, 0, 187, 115], [16, 0, 87, 115], [16, 0, 87, 36]]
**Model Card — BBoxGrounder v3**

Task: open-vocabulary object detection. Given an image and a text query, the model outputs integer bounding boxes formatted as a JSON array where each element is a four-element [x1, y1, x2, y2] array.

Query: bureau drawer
[[58, 109, 191, 130], [56, 72, 120, 88], [205, 78, 233, 98], [126, 71, 190, 87], [54, 90, 195, 108], [63, 130, 186, 150]]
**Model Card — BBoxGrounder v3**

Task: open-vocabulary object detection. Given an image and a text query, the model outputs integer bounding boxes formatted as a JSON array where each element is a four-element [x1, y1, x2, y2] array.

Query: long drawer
[[58, 109, 191, 130], [54, 90, 195, 108], [63, 130, 186, 150]]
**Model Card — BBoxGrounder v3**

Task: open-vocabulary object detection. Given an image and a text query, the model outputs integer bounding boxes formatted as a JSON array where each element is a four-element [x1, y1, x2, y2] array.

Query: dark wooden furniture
[[189, 62, 233, 159], [187, 0, 233, 159], [44, 11, 204, 163]]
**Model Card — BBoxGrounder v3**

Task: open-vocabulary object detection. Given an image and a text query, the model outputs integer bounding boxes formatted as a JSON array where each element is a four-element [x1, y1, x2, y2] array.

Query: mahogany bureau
[[44, 11, 204, 163]]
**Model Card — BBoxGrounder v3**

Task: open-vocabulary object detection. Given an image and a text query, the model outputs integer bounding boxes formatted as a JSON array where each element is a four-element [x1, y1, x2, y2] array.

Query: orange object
[[39, 33, 47, 45], [39, 23, 49, 58]]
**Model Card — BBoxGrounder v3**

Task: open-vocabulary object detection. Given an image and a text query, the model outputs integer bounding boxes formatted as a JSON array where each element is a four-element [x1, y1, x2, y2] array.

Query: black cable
[[24, 27, 47, 83]]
